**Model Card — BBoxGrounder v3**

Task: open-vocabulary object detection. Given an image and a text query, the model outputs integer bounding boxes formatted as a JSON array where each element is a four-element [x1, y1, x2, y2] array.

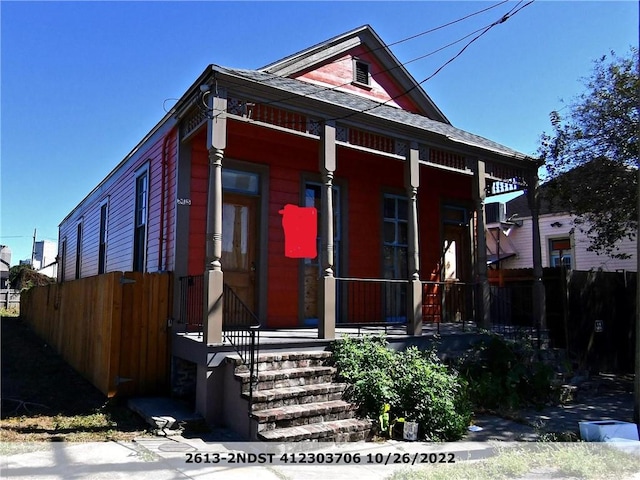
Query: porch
[[172, 274, 545, 361]]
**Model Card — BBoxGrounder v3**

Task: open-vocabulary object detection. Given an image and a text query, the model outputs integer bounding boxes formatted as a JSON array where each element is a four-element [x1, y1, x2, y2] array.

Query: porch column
[[527, 171, 547, 333], [204, 90, 227, 345], [318, 121, 336, 339], [405, 142, 422, 335], [472, 159, 491, 328]]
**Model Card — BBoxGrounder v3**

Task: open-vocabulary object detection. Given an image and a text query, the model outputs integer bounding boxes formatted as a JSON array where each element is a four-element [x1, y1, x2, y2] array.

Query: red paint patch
[[279, 204, 317, 259]]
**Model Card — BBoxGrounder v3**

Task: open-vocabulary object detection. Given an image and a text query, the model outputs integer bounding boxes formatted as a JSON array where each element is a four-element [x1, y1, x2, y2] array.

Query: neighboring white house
[[485, 192, 636, 272], [26, 240, 58, 278]]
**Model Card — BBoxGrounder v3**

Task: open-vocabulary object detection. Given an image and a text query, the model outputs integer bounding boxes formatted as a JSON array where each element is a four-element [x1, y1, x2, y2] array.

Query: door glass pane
[[222, 203, 249, 270]]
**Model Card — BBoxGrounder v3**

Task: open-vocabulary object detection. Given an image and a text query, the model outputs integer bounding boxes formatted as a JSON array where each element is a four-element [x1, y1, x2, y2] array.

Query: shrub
[[330, 335, 471, 441], [458, 334, 553, 411]]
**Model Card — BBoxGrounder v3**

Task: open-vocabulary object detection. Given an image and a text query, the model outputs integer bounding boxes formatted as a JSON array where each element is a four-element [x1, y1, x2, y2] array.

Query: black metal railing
[[489, 283, 540, 344], [422, 281, 476, 333], [222, 283, 260, 411], [178, 275, 260, 408], [179, 275, 204, 333], [336, 277, 408, 326]]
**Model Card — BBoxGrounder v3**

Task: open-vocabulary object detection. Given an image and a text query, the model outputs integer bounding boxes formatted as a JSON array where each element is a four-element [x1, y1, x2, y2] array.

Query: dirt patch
[[1, 316, 153, 441]]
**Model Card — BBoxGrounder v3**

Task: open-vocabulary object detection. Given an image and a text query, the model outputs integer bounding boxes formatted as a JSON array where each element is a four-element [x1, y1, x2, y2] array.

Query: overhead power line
[[197, 0, 535, 126]]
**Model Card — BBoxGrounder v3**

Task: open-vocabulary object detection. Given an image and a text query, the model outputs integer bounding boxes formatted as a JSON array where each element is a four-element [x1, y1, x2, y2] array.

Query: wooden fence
[[20, 271, 172, 397], [488, 267, 636, 373]]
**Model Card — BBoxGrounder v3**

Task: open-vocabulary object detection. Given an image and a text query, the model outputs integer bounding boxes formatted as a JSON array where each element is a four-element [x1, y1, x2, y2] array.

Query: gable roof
[[212, 65, 530, 161], [259, 25, 450, 123]]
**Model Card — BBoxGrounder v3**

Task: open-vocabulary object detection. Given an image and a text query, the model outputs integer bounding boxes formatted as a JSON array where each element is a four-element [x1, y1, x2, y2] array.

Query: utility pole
[[31, 228, 37, 268], [634, 166, 639, 427]]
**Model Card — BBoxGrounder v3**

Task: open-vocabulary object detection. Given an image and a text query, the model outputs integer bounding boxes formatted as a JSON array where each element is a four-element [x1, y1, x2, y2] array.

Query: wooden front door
[[222, 194, 258, 311]]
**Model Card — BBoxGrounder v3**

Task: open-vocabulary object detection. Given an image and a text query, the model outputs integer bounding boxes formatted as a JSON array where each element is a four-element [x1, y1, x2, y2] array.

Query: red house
[[57, 26, 540, 431]]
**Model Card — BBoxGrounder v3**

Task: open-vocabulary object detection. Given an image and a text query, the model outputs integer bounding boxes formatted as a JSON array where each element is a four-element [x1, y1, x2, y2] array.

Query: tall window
[[59, 239, 66, 282], [75, 223, 82, 279], [303, 182, 341, 323], [98, 202, 108, 274], [133, 170, 148, 272], [383, 194, 408, 279]]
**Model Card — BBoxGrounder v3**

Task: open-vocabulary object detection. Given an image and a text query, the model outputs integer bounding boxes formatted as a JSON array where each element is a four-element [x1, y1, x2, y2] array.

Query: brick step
[[231, 351, 332, 373], [258, 418, 373, 442], [248, 383, 347, 411], [252, 399, 357, 426], [236, 366, 336, 392]]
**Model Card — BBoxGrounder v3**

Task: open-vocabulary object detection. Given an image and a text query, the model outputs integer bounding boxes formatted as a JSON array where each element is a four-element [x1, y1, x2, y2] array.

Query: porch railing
[[489, 283, 541, 345], [422, 281, 476, 333], [179, 275, 204, 332], [178, 275, 260, 408], [335, 277, 407, 326]]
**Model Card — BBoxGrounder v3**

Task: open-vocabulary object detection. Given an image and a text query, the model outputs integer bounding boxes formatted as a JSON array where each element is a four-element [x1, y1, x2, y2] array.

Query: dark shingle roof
[[214, 65, 534, 162]]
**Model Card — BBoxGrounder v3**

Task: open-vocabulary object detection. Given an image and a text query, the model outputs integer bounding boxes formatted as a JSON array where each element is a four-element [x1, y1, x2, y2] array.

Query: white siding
[[486, 212, 637, 271]]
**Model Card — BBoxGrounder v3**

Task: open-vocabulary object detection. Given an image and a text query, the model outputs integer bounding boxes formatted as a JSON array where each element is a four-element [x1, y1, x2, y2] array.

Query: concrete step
[[249, 382, 347, 411], [236, 366, 336, 393], [258, 418, 373, 442], [231, 351, 332, 373], [252, 400, 357, 428]]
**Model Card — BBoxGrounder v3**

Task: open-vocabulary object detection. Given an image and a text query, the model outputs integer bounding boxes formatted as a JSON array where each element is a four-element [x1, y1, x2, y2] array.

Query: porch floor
[[172, 321, 486, 364], [178, 321, 477, 344]]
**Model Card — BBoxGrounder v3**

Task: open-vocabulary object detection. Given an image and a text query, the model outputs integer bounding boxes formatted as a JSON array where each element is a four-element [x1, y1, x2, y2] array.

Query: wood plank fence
[[20, 271, 172, 397]]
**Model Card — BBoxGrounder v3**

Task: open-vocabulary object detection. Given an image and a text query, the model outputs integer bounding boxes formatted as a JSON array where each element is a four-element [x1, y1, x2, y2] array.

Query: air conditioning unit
[[485, 202, 506, 224]]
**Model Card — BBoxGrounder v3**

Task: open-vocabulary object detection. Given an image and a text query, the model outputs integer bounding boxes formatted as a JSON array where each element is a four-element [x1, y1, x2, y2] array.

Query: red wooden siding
[[185, 120, 475, 328], [228, 122, 318, 327], [419, 166, 473, 280], [58, 128, 178, 281], [292, 45, 421, 114]]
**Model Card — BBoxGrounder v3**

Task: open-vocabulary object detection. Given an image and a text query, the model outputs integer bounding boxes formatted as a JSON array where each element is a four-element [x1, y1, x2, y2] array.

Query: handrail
[[222, 283, 260, 414]]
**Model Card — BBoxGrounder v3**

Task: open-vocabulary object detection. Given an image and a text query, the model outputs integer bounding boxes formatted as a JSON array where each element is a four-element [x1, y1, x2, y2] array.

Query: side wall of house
[[492, 212, 637, 271], [58, 126, 178, 281]]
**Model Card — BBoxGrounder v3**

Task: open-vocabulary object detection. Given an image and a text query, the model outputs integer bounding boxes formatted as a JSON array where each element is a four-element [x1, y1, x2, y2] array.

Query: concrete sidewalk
[[2, 375, 637, 480]]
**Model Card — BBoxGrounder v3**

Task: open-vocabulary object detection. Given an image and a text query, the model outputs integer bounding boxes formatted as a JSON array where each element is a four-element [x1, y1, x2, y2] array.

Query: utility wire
[[327, 0, 535, 123], [198, 0, 534, 125]]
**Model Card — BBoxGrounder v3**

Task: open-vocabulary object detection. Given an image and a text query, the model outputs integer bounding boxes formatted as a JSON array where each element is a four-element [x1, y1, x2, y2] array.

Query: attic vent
[[353, 59, 370, 87]]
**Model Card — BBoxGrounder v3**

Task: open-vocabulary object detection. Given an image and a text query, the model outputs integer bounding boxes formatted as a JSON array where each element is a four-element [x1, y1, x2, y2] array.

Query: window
[[302, 182, 341, 324], [98, 202, 108, 274], [75, 223, 82, 279], [133, 169, 149, 272], [383, 194, 408, 279], [353, 59, 370, 87], [222, 169, 260, 195], [59, 239, 66, 282], [549, 237, 572, 268]]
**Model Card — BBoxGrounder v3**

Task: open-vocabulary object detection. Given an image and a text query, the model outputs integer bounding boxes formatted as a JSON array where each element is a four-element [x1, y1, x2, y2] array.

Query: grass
[[1, 316, 154, 442], [388, 443, 640, 480]]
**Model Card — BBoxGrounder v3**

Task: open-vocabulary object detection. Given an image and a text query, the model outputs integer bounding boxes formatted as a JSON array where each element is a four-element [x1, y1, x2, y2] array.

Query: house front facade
[[57, 26, 542, 422]]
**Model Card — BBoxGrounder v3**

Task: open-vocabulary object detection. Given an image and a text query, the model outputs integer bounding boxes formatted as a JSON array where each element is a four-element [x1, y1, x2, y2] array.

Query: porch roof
[[211, 65, 537, 166]]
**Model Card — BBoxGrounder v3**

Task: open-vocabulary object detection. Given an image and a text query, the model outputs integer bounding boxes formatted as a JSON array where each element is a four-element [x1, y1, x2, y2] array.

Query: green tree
[[538, 48, 638, 258]]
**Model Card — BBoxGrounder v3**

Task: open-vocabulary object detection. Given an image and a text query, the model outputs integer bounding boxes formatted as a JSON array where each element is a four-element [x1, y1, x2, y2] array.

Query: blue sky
[[1, 1, 637, 265]]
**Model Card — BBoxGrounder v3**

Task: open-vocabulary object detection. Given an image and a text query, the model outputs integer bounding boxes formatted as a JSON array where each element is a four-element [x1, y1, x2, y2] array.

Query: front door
[[222, 194, 257, 311]]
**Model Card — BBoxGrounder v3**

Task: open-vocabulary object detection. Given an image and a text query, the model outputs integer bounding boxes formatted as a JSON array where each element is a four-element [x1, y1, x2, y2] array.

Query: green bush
[[458, 335, 553, 411], [329, 335, 471, 441]]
